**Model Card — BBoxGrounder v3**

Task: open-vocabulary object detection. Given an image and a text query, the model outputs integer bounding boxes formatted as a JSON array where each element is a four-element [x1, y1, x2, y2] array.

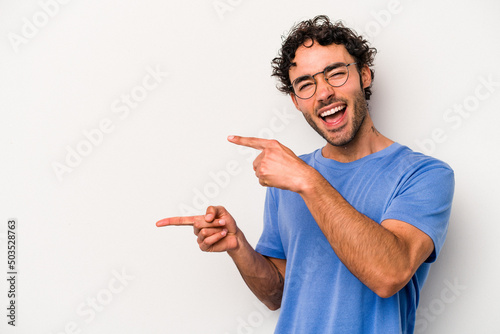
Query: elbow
[[262, 299, 281, 311], [260, 290, 283, 311], [373, 285, 399, 299], [372, 270, 413, 299], [266, 302, 281, 311]]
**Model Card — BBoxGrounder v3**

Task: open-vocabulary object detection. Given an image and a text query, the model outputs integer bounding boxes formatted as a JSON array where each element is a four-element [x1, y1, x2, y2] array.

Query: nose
[[314, 74, 335, 102]]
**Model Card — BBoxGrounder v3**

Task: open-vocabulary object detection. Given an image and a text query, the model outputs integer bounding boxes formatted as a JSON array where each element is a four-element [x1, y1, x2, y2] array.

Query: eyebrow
[[325, 62, 345, 70], [292, 75, 313, 85]]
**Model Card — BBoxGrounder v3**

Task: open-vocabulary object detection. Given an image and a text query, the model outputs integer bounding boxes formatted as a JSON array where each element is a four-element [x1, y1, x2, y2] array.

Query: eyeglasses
[[290, 62, 358, 99]]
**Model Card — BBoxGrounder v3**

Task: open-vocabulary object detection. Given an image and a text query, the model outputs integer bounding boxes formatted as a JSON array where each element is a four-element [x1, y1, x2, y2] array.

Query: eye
[[297, 81, 314, 91], [326, 68, 347, 79]]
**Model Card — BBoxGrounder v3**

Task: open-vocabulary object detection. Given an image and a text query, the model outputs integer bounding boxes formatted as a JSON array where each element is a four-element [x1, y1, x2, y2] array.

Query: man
[[156, 15, 454, 334]]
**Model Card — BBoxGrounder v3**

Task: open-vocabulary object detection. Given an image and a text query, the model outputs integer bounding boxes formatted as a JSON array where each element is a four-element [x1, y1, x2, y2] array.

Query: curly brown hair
[[271, 15, 377, 100]]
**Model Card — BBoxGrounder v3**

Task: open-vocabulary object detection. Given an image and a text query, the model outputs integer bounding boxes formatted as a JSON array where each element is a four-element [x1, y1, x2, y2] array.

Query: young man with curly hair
[[157, 15, 454, 334]]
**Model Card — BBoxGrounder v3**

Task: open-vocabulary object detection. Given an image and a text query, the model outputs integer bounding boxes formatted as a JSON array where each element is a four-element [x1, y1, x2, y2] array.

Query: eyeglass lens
[[292, 63, 351, 99]]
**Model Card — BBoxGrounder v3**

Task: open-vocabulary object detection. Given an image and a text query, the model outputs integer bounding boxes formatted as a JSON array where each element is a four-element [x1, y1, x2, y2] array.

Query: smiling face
[[290, 42, 372, 149]]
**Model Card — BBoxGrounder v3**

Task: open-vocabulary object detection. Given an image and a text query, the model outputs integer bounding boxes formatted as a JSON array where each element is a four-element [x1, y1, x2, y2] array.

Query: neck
[[321, 114, 394, 163]]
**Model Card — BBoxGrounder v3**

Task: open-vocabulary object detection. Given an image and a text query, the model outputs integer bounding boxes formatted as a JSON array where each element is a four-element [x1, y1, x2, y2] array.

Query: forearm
[[228, 230, 284, 310], [299, 169, 412, 297]]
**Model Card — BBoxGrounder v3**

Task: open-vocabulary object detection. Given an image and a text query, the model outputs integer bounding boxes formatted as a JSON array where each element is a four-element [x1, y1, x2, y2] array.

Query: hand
[[156, 206, 239, 252], [228, 135, 313, 193]]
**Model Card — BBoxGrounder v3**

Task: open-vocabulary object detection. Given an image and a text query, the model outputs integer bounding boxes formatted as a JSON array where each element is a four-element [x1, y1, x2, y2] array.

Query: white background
[[1, 0, 499, 333]]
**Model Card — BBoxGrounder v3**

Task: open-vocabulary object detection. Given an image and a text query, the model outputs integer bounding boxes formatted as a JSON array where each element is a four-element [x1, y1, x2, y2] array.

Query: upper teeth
[[320, 105, 345, 117]]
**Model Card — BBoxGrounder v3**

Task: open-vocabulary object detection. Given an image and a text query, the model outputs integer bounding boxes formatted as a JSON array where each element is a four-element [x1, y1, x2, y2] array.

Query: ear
[[361, 64, 372, 89], [290, 93, 302, 111]]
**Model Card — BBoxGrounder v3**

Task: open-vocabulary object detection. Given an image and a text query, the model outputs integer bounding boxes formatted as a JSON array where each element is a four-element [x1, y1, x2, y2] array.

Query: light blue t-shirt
[[255, 143, 455, 334]]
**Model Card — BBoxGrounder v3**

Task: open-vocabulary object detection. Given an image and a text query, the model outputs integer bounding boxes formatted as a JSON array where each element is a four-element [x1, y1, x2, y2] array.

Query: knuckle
[[199, 241, 212, 252], [258, 164, 267, 175], [269, 139, 280, 147]]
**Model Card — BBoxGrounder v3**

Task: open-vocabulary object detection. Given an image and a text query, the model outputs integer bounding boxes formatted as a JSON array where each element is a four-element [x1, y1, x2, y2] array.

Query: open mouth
[[319, 104, 347, 124]]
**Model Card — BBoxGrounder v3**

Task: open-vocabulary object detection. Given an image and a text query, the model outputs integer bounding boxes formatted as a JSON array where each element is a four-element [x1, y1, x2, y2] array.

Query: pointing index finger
[[156, 215, 205, 227], [228, 135, 271, 150]]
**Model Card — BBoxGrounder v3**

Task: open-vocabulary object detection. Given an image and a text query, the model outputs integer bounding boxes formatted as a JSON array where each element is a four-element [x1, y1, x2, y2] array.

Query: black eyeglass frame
[[289, 62, 358, 100]]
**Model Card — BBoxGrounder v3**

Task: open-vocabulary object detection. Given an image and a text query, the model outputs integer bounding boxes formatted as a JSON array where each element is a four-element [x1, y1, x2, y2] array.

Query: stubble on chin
[[302, 90, 368, 147]]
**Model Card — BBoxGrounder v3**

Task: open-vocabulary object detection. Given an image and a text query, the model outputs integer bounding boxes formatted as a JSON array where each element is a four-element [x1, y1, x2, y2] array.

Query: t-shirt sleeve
[[255, 188, 286, 259], [381, 163, 455, 263]]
